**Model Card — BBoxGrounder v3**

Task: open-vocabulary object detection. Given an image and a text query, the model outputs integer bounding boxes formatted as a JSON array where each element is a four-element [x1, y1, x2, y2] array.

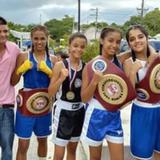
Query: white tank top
[[132, 58, 160, 107], [136, 59, 147, 81]]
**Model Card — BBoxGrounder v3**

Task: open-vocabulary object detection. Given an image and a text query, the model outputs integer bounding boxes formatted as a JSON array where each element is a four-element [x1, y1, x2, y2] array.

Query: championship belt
[[87, 56, 136, 111], [16, 88, 52, 116], [136, 56, 160, 103]]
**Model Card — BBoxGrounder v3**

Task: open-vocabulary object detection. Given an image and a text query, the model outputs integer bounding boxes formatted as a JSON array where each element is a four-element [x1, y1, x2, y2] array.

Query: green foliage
[[8, 21, 30, 32], [48, 37, 56, 49], [110, 23, 120, 28], [7, 22, 35, 42], [8, 34, 17, 43], [97, 22, 108, 29], [82, 40, 99, 63], [143, 8, 160, 36], [45, 15, 74, 41], [8, 22, 27, 42], [25, 24, 36, 32], [81, 22, 108, 32], [122, 8, 160, 37], [124, 16, 144, 27], [122, 16, 144, 38], [6, 9, 160, 60]]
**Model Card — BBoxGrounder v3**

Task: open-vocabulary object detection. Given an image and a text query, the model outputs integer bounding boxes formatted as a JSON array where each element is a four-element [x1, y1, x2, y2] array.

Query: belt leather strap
[[0, 104, 14, 108], [17, 88, 52, 116]]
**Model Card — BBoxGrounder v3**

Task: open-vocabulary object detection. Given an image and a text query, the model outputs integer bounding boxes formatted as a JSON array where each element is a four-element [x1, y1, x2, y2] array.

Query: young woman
[[80, 27, 126, 160], [11, 25, 57, 160], [48, 32, 87, 160], [123, 25, 160, 160]]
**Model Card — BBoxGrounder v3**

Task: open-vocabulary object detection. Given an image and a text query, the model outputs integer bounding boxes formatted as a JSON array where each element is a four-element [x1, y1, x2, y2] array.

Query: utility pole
[[40, 14, 42, 25], [141, 0, 144, 17], [137, 0, 148, 17], [78, 0, 81, 32], [72, 16, 75, 33], [90, 8, 98, 39]]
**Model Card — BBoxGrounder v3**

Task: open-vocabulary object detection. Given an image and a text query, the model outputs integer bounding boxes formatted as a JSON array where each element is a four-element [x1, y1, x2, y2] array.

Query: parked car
[[120, 39, 160, 53], [148, 39, 160, 52], [120, 40, 129, 52]]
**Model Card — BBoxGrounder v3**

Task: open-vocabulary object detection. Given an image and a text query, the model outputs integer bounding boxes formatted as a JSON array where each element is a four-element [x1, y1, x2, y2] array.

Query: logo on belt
[[98, 74, 128, 105], [136, 88, 150, 101], [26, 92, 50, 114], [150, 64, 160, 93], [92, 59, 107, 72]]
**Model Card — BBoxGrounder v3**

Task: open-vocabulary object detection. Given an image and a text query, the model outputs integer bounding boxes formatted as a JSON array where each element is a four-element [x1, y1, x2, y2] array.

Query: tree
[[122, 16, 144, 37], [8, 22, 27, 42], [45, 15, 74, 41], [82, 40, 99, 62], [81, 22, 108, 32], [121, 8, 160, 37], [143, 8, 160, 36]]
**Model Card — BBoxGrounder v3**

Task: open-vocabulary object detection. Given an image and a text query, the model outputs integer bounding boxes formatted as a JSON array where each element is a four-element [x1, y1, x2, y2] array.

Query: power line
[[137, 0, 148, 17], [40, 14, 42, 25], [90, 8, 98, 39]]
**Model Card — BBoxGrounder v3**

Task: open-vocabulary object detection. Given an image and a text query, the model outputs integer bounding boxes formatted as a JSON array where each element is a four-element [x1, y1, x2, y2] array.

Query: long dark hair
[[30, 25, 49, 57], [99, 27, 122, 55], [0, 16, 7, 25], [126, 24, 150, 60], [126, 24, 150, 81]]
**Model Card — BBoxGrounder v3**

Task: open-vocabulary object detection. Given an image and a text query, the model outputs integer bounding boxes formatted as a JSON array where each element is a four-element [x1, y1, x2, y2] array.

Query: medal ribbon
[[67, 58, 77, 90]]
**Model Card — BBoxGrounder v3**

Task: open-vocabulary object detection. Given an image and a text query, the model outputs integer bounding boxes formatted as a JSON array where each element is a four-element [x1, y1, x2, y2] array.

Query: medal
[[66, 91, 75, 100], [66, 59, 82, 100]]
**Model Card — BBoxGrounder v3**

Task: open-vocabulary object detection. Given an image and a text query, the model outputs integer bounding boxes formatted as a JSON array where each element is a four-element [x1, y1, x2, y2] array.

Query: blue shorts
[[131, 102, 160, 159], [15, 110, 52, 139], [81, 99, 123, 146]]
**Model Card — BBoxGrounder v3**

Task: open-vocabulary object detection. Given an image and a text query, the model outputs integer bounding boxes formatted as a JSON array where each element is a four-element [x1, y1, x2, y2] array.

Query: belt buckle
[[72, 104, 80, 110]]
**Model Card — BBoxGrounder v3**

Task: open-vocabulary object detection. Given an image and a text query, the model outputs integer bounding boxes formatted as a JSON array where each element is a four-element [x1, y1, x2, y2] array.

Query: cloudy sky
[[0, 0, 159, 25]]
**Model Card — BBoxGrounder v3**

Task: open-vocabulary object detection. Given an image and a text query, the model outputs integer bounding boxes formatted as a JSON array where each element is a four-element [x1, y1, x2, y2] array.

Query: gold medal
[[66, 91, 75, 100]]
